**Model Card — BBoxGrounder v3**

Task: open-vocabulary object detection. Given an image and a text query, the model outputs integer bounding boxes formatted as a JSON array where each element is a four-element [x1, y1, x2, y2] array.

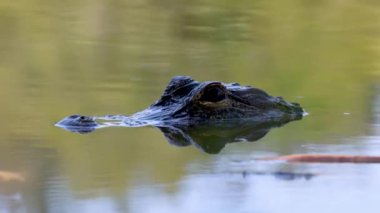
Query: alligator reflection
[[159, 121, 279, 154], [56, 118, 314, 180], [56, 118, 292, 154]]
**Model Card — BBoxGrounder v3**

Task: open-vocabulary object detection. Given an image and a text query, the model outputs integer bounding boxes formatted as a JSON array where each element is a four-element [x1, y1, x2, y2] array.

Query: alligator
[[55, 76, 380, 164], [56, 75, 304, 132]]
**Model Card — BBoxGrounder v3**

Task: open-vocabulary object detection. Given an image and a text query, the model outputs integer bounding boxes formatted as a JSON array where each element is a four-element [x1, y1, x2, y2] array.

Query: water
[[1, 1, 380, 212]]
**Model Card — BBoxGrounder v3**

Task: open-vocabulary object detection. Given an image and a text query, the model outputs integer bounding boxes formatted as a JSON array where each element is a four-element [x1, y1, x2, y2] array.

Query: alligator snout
[[56, 114, 98, 127]]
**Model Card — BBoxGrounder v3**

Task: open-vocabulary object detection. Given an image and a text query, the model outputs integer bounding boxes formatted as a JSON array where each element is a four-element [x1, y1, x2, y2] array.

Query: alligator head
[[55, 76, 304, 131], [132, 76, 304, 124]]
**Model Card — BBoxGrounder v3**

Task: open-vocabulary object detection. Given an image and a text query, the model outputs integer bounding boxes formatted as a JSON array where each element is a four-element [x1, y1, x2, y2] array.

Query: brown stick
[[262, 154, 380, 163]]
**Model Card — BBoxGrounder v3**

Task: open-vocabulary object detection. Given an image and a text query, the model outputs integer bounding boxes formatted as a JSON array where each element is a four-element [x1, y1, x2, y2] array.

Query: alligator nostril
[[80, 116, 85, 120]]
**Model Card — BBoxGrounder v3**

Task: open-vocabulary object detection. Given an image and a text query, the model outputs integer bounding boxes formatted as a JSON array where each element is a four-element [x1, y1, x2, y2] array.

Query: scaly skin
[[141, 76, 304, 123]]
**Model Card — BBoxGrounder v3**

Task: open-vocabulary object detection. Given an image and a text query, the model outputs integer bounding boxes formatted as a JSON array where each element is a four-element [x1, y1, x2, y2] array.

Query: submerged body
[[56, 76, 304, 130]]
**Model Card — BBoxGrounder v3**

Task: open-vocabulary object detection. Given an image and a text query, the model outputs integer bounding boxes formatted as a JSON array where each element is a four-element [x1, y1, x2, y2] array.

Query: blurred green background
[[0, 0, 380, 212]]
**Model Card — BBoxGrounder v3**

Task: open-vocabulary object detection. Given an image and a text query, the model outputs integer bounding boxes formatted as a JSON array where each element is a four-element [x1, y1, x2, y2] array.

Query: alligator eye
[[200, 86, 226, 102], [80, 116, 85, 120]]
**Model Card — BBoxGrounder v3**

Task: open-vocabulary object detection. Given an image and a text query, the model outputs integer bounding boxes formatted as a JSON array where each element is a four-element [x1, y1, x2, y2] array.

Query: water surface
[[1, 1, 380, 212]]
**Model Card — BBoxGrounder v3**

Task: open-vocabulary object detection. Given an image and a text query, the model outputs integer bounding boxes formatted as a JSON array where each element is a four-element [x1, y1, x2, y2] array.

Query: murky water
[[1, 1, 380, 212]]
